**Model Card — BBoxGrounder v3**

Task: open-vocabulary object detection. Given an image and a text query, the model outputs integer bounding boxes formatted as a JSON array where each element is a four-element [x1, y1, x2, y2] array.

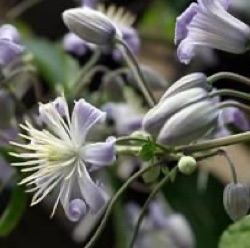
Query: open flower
[[10, 97, 116, 221], [175, 0, 250, 64]]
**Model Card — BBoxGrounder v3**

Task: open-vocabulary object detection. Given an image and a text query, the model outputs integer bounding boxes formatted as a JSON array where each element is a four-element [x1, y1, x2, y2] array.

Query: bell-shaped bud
[[178, 156, 197, 175], [158, 100, 219, 145], [223, 183, 250, 221], [68, 198, 88, 222], [62, 7, 119, 46], [160, 72, 211, 101]]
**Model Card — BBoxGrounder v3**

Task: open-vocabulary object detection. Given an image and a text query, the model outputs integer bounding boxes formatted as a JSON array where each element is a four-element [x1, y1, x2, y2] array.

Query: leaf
[[0, 185, 27, 236], [219, 215, 250, 248], [138, 138, 156, 161], [23, 38, 80, 90]]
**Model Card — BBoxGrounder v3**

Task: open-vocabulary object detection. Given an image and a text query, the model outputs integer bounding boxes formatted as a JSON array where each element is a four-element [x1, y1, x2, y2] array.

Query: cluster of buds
[[142, 73, 220, 146]]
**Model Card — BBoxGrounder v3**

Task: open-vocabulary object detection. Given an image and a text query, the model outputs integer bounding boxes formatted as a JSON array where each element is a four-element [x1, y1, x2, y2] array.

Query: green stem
[[115, 38, 156, 108], [84, 165, 156, 248], [129, 167, 178, 248], [209, 89, 250, 102], [71, 49, 101, 98], [208, 72, 250, 87], [116, 145, 141, 156], [218, 101, 250, 115], [218, 150, 238, 183], [176, 131, 250, 153]]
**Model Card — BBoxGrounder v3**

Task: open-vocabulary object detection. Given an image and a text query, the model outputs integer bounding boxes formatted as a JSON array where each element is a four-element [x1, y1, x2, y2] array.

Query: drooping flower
[[175, 0, 250, 64], [10, 97, 116, 221], [143, 73, 220, 146], [0, 24, 24, 66]]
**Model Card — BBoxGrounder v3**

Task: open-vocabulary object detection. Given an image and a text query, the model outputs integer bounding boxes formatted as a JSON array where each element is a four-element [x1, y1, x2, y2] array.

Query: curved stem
[[129, 167, 178, 248], [208, 72, 250, 87], [218, 150, 238, 183], [209, 89, 250, 102], [84, 165, 156, 248], [176, 131, 250, 154], [115, 38, 156, 108], [71, 49, 101, 98], [218, 101, 250, 115]]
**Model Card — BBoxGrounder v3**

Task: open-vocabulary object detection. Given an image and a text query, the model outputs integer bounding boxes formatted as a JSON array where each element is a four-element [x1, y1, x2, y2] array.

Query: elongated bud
[[178, 156, 197, 175], [223, 183, 250, 221], [62, 7, 119, 45], [157, 100, 219, 146]]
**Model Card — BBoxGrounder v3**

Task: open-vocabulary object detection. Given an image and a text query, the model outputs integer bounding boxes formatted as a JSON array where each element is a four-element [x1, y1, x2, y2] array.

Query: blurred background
[[0, 0, 250, 247]]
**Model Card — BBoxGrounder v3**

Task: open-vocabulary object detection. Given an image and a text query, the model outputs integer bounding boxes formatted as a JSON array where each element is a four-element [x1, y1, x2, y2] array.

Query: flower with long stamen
[[175, 0, 250, 64], [10, 97, 116, 221]]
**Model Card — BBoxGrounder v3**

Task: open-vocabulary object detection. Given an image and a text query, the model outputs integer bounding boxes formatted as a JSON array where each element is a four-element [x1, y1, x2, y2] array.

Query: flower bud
[[177, 156, 197, 175], [62, 7, 119, 46], [223, 183, 250, 221], [158, 100, 219, 145], [68, 198, 87, 222]]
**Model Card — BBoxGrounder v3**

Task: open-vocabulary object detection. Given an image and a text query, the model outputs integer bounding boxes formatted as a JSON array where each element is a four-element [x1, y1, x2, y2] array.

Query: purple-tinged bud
[[223, 183, 250, 221], [68, 199, 87, 222], [0, 24, 20, 43], [62, 7, 120, 46]]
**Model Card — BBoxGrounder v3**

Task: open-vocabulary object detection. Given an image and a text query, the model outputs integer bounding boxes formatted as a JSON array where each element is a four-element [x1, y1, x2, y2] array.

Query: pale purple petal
[[78, 164, 108, 213], [68, 198, 87, 222], [149, 202, 168, 229], [0, 24, 21, 43], [63, 33, 88, 56], [80, 0, 97, 8], [176, 0, 250, 64], [0, 40, 24, 66], [53, 97, 69, 118], [175, 3, 199, 44], [82, 136, 116, 167], [221, 106, 250, 131], [71, 99, 106, 144]]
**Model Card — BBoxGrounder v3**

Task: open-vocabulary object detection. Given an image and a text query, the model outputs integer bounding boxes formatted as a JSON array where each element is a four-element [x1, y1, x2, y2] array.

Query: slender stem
[[218, 150, 238, 183], [115, 38, 156, 108], [129, 167, 178, 248], [84, 165, 156, 248], [176, 131, 250, 153], [7, 0, 43, 19], [71, 49, 101, 98], [102, 67, 129, 84], [209, 89, 250, 102], [218, 101, 250, 115], [116, 145, 141, 156], [208, 72, 250, 87]]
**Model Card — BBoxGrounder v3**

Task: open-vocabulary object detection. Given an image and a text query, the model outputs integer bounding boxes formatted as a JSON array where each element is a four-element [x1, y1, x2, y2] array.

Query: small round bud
[[178, 156, 197, 175], [223, 183, 250, 221], [68, 199, 87, 222]]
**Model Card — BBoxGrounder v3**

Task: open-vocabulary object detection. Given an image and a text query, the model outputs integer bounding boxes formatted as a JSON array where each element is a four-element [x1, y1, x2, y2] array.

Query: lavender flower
[[0, 24, 24, 66], [81, 0, 97, 8], [143, 73, 220, 146], [103, 102, 143, 135], [10, 97, 116, 221], [175, 0, 250, 64]]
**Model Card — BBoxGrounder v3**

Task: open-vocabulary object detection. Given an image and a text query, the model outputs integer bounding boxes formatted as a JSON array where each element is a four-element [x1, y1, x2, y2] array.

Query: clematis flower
[[143, 73, 220, 146], [0, 24, 24, 66], [175, 0, 250, 64], [10, 97, 116, 221]]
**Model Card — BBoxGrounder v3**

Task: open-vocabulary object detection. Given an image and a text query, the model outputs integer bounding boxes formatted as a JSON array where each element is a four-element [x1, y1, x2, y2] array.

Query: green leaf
[[0, 185, 27, 236], [219, 215, 250, 248], [138, 138, 156, 161], [23, 38, 80, 90]]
